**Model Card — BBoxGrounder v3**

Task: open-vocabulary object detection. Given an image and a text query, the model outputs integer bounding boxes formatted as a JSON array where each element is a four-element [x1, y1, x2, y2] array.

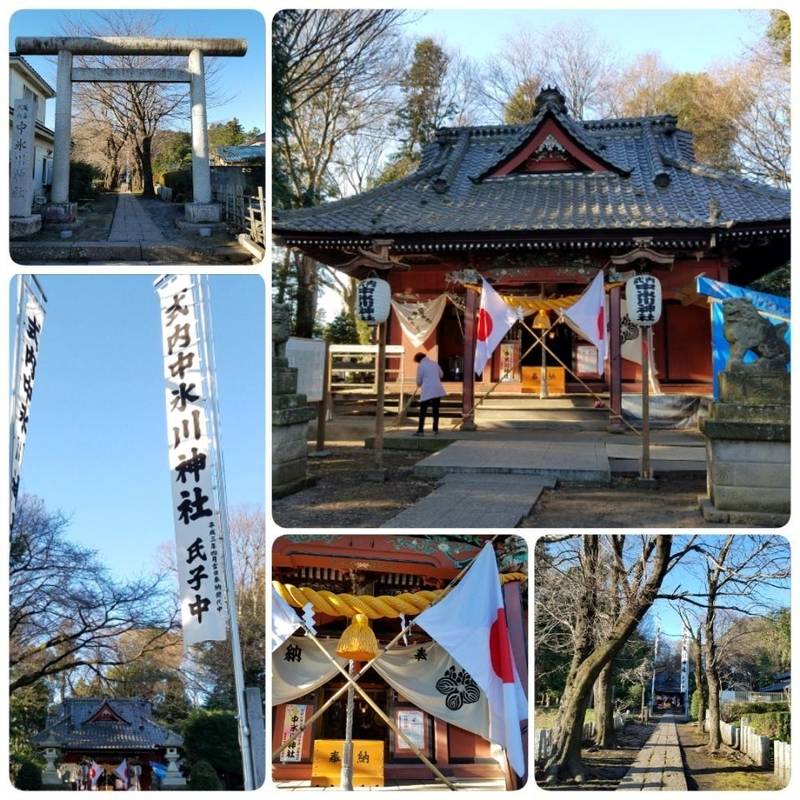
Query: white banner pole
[[195, 275, 256, 791]]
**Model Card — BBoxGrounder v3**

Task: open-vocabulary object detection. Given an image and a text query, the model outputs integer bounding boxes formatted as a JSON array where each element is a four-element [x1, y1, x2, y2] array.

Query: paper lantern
[[336, 613, 379, 661], [625, 274, 662, 326], [357, 277, 391, 324]]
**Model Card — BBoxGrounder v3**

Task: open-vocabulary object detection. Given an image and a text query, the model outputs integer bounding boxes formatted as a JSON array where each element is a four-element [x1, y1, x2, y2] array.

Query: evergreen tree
[[325, 311, 359, 344]]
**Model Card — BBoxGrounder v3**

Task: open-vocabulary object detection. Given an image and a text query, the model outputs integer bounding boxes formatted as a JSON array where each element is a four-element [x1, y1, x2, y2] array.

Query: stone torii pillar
[[14, 36, 247, 227]]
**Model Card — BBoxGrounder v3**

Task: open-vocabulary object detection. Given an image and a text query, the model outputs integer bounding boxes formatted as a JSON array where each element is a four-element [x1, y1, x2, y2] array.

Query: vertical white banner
[[157, 275, 227, 645], [10, 281, 45, 528], [680, 629, 689, 693]]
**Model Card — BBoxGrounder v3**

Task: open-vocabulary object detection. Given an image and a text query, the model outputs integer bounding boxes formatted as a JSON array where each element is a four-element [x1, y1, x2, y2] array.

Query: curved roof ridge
[[660, 153, 790, 199]]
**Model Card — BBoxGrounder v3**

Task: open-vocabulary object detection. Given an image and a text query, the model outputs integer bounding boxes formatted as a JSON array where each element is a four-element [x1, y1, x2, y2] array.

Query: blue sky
[[10, 8, 265, 132], [405, 8, 767, 73], [11, 274, 265, 581]]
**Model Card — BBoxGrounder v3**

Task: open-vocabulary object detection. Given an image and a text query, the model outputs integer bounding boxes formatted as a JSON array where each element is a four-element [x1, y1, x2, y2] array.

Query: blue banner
[[696, 277, 790, 399]]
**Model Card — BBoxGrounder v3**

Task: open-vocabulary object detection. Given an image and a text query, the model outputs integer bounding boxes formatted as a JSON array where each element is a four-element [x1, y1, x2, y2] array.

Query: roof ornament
[[533, 84, 568, 116]]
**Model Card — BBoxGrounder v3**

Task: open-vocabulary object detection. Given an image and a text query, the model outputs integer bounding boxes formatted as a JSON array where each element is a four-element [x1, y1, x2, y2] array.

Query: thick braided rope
[[273, 572, 527, 620]]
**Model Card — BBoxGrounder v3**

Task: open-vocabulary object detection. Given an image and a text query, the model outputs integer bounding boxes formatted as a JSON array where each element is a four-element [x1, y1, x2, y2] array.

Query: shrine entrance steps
[[617, 714, 688, 791], [382, 473, 552, 529]]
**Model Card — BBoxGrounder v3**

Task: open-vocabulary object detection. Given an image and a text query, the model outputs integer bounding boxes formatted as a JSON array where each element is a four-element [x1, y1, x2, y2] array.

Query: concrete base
[[43, 201, 77, 225], [698, 496, 789, 527], [10, 214, 42, 239], [175, 218, 226, 234], [184, 201, 222, 223]]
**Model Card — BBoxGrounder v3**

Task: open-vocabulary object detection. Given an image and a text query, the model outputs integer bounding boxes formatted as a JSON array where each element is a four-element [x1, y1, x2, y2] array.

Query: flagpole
[[196, 276, 255, 790], [272, 535, 501, 761]]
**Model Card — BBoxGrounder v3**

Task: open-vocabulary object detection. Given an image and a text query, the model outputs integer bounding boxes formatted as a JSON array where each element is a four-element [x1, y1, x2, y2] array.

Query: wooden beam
[[71, 67, 191, 83], [461, 285, 478, 430], [609, 284, 623, 431]]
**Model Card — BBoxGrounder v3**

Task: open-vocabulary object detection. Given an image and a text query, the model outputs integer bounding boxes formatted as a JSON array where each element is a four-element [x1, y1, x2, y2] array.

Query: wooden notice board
[[311, 739, 384, 787]]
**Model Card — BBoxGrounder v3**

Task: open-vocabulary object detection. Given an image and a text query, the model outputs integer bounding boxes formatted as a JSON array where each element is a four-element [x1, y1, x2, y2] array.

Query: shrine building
[[33, 698, 185, 789], [273, 85, 790, 428], [272, 535, 527, 788]]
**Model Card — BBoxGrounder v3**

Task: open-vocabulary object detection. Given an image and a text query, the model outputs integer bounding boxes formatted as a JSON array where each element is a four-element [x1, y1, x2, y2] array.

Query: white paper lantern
[[357, 277, 391, 324], [625, 274, 662, 326]]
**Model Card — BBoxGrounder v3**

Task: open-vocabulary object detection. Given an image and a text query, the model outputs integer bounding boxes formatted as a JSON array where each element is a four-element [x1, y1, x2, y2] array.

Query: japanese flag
[[272, 586, 303, 652], [115, 759, 129, 788], [563, 270, 606, 373], [475, 277, 520, 377], [89, 761, 102, 787], [414, 543, 527, 776]]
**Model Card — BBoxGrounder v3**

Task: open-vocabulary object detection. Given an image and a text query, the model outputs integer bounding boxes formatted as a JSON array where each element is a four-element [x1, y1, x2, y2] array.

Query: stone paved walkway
[[617, 715, 688, 791], [413, 439, 611, 482], [108, 193, 165, 242], [382, 473, 552, 528]]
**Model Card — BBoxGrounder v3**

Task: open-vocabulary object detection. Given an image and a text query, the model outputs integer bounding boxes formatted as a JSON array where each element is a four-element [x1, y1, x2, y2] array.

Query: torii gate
[[14, 36, 247, 227]]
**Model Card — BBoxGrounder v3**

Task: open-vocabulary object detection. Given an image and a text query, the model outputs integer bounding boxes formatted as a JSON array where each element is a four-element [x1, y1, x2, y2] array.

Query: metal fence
[[212, 185, 265, 245]]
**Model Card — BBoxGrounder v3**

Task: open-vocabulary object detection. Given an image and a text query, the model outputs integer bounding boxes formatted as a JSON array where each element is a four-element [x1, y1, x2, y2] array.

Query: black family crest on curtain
[[435, 665, 481, 710]]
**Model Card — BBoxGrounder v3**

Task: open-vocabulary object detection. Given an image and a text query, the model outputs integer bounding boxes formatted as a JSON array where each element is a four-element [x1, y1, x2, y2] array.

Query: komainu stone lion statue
[[723, 297, 789, 371], [272, 303, 291, 361]]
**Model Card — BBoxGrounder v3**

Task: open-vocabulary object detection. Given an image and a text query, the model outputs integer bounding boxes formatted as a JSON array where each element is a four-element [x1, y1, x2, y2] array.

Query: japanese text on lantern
[[157, 276, 226, 645], [10, 287, 45, 528]]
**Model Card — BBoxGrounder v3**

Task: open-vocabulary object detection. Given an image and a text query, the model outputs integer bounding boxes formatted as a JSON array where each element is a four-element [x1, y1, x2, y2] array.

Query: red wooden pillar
[[462, 285, 478, 430], [609, 283, 623, 432]]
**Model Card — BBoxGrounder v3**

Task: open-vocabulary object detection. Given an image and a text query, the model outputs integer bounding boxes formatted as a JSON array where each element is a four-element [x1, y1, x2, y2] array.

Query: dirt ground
[[536, 722, 655, 791], [34, 192, 117, 241], [272, 444, 435, 528], [522, 477, 728, 528], [676, 722, 782, 791]]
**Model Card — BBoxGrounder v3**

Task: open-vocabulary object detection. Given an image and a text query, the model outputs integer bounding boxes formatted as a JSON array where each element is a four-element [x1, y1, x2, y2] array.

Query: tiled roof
[[274, 88, 789, 238], [215, 144, 265, 164], [33, 698, 183, 751]]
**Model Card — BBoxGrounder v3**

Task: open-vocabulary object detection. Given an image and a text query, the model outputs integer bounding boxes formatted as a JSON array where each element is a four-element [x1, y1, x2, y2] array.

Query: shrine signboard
[[311, 739, 384, 787]]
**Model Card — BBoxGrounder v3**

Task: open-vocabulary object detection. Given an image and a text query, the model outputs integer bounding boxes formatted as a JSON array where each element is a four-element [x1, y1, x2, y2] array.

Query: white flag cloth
[[272, 637, 492, 741], [272, 587, 303, 652], [391, 295, 449, 348], [475, 277, 519, 377], [272, 636, 346, 706], [114, 759, 128, 788], [563, 271, 606, 373], [89, 762, 102, 787], [414, 543, 528, 776]]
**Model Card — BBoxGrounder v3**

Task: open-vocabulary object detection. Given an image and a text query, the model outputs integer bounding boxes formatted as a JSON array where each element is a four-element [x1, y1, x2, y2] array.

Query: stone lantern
[[39, 731, 62, 786], [161, 731, 186, 787]]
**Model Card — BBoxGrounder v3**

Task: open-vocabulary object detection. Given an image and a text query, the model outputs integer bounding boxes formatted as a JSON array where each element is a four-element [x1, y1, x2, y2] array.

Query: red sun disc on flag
[[597, 306, 605, 341], [489, 608, 515, 683], [476, 309, 493, 341]]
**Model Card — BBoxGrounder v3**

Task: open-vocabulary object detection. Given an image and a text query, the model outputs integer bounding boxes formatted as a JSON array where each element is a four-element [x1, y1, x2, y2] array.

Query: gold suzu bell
[[336, 613, 379, 661]]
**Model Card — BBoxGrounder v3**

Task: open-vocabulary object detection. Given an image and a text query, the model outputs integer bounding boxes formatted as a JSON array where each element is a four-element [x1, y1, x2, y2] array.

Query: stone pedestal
[[10, 214, 42, 239], [184, 201, 222, 223], [700, 370, 789, 525], [273, 357, 314, 498], [43, 201, 78, 225]]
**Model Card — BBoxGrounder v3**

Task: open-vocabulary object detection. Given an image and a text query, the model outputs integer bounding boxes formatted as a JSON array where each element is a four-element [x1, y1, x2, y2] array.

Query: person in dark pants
[[413, 351, 446, 435]]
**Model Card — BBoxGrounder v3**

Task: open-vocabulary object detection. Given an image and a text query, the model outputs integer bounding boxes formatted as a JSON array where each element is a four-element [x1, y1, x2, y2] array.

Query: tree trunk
[[295, 253, 319, 337], [275, 249, 292, 305], [693, 626, 707, 729], [705, 614, 722, 749], [140, 135, 155, 197], [593, 661, 616, 748], [544, 536, 673, 782]]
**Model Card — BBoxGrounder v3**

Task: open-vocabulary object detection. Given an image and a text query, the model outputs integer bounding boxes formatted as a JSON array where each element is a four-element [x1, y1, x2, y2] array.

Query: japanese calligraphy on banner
[[10, 282, 45, 527], [625, 274, 662, 326], [280, 704, 309, 763], [156, 275, 227, 645]]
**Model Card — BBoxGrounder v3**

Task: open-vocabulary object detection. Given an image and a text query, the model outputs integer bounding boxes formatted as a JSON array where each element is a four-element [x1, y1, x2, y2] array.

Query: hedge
[[744, 711, 790, 743], [720, 701, 789, 723]]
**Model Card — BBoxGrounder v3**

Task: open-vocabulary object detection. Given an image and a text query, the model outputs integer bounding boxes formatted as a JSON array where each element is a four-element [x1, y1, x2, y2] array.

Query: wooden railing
[[212, 185, 265, 245]]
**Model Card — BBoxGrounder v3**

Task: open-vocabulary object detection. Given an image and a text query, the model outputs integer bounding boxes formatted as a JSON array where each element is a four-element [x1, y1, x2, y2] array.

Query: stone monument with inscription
[[10, 98, 43, 238], [699, 297, 790, 525]]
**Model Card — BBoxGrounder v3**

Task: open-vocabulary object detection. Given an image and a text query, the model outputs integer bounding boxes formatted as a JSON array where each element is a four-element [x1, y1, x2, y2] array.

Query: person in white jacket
[[413, 351, 447, 435]]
